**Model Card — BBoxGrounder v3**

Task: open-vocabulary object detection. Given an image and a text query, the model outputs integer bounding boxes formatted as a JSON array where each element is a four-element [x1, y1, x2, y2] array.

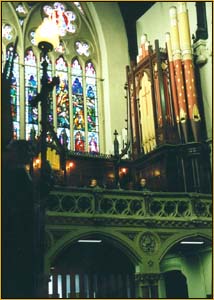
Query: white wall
[[196, 2, 212, 142], [136, 2, 197, 50], [199, 248, 212, 296], [89, 2, 129, 154]]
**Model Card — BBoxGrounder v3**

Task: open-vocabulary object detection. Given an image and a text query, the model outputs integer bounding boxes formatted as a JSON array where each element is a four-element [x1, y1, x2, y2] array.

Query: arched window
[[86, 61, 99, 153], [24, 48, 38, 140], [72, 58, 85, 152], [2, 1, 100, 153], [56, 56, 70, 149], [6, 44, 20, 139]]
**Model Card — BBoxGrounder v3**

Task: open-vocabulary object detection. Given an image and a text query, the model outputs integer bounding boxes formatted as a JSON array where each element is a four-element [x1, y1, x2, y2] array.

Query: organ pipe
[[169, 6, 189, 143], [165, 32, 182, 140], [177, 2, 201, 142]]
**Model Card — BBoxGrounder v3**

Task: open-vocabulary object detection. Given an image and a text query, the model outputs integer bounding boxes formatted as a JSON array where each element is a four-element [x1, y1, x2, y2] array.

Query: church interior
[[2, 1, 212, 299]]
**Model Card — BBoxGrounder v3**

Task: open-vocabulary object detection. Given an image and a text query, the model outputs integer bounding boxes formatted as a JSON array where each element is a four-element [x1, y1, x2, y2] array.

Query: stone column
[[135, 273, 160, 298]]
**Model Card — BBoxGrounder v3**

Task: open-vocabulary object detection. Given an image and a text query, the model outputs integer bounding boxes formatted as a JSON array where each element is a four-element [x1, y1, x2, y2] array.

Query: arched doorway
[[48, 236, 135, 298], [160, 235, 212, 298], [164, 270, 188, 298]]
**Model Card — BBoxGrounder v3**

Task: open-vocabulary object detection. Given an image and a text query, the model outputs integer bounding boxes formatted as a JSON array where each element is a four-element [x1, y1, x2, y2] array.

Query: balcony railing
[[46, 187, 212, 225]]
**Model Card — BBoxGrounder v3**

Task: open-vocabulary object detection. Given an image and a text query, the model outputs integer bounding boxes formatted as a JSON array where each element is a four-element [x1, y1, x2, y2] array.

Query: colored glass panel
[[30, 31, 35, 45], [72, 59, 84, 135], [56, 56, 70, 149], [57, 127, 70, 149], [43, 2, 76, 37], [2, 24, 13, 40], [88, 132, 99, 153], [86, 61, 99, 152], [56, 41, 65, 53], [15, 3, 27, 15], [6, 45, 20, 139], [25, 48, 38, 140], [74, 130, 85, 152], [75, 41, 90, 57]]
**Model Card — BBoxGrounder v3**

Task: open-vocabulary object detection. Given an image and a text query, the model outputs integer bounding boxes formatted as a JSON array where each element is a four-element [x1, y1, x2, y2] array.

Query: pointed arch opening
[[47, 233, 137, 298]]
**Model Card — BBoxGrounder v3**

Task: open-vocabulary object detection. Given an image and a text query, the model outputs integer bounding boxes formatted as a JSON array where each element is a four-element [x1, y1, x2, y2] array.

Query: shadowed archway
[[48, 235, 136, 298], [164, 270, 188, 298]]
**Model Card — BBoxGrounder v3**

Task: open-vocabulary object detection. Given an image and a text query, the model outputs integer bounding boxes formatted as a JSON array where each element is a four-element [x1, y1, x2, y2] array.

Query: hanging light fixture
[[35, 18, 60, 52]]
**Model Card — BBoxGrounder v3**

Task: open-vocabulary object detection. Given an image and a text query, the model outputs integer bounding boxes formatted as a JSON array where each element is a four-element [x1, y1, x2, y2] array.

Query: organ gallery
[[2, 2, 212, 298]]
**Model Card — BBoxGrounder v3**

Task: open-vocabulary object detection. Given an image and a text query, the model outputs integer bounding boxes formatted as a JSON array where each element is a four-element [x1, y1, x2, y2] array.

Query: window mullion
[[68, 62, 73, 150], [20, 53, 25, 139], [82, 65, 88, 152]]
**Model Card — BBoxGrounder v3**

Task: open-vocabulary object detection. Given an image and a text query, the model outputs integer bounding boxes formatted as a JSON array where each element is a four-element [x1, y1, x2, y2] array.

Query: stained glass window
[[3, 3, 100, 152], [72, 58, 85, 152], [43, 2, 77, 36], [75, 41, 90, 57], [30, 31, 36, 45], [2, 24, 13, 40], [55, 41, 65, 53], [56, 56, 70, 149], [15, 3, 27, 15], [6, 44, 20, 139], [86, 61, 99, 153], [25, 48, 38, 140]]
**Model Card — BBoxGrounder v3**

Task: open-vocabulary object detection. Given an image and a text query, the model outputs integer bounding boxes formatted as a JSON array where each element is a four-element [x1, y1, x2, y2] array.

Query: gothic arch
[[2, 1, 129, 154], [158, 231, 212, 262], [45, 228, 141, 273]]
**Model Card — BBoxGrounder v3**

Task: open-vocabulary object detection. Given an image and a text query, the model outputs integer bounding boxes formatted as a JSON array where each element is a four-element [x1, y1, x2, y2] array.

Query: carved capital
[[135, 273, 160, 285], [193, 39, 208, 65]]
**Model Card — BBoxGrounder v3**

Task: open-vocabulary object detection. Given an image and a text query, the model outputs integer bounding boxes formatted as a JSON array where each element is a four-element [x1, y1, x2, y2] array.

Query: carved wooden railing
[[46, 187, 212, 226]]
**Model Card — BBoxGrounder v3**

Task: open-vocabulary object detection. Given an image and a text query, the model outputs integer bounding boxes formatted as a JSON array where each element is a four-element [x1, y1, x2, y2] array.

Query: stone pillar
[[193, 39, 212, 167], [135, 273, 160, 298]]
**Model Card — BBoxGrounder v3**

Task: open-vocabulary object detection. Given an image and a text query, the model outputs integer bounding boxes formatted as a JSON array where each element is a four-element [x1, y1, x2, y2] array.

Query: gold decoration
[[193, 104, 201, 121], [180, 108, 187, 123]]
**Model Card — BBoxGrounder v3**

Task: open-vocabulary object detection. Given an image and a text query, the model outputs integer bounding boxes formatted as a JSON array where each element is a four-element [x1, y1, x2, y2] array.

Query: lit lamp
[[35, 18, 59, 53], [34, 18, 59, 187]]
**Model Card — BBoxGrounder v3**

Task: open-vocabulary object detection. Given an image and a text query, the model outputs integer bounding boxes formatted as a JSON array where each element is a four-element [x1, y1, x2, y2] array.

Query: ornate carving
[[139, 232, 157, 254], [135, 273, 160, 284], [193, 39, 208, 66], [158, 232, 173, 243], [51, 229, 71, 243], [119, 231, 139, 241], [147, 260, 154, 267], [46, 214, 212, 228]]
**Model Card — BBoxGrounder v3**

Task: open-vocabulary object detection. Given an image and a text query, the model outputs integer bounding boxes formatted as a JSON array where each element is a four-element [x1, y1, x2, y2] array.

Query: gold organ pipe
[[177, 2, 201, 142], [169, 6, 189, 142]]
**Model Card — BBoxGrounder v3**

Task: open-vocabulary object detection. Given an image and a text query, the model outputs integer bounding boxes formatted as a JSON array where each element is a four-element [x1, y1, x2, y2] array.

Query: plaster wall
[[199, 249, 212, 296], [136, 2, 197, 50], [160, 250, 211, 298], [183, 254, 206, 298], [89, 2, 129, 154], [196, 2, 212, 141]]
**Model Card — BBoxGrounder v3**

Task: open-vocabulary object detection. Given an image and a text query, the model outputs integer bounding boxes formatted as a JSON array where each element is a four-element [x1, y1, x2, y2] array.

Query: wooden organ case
[[126, 35, 211, 193]]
